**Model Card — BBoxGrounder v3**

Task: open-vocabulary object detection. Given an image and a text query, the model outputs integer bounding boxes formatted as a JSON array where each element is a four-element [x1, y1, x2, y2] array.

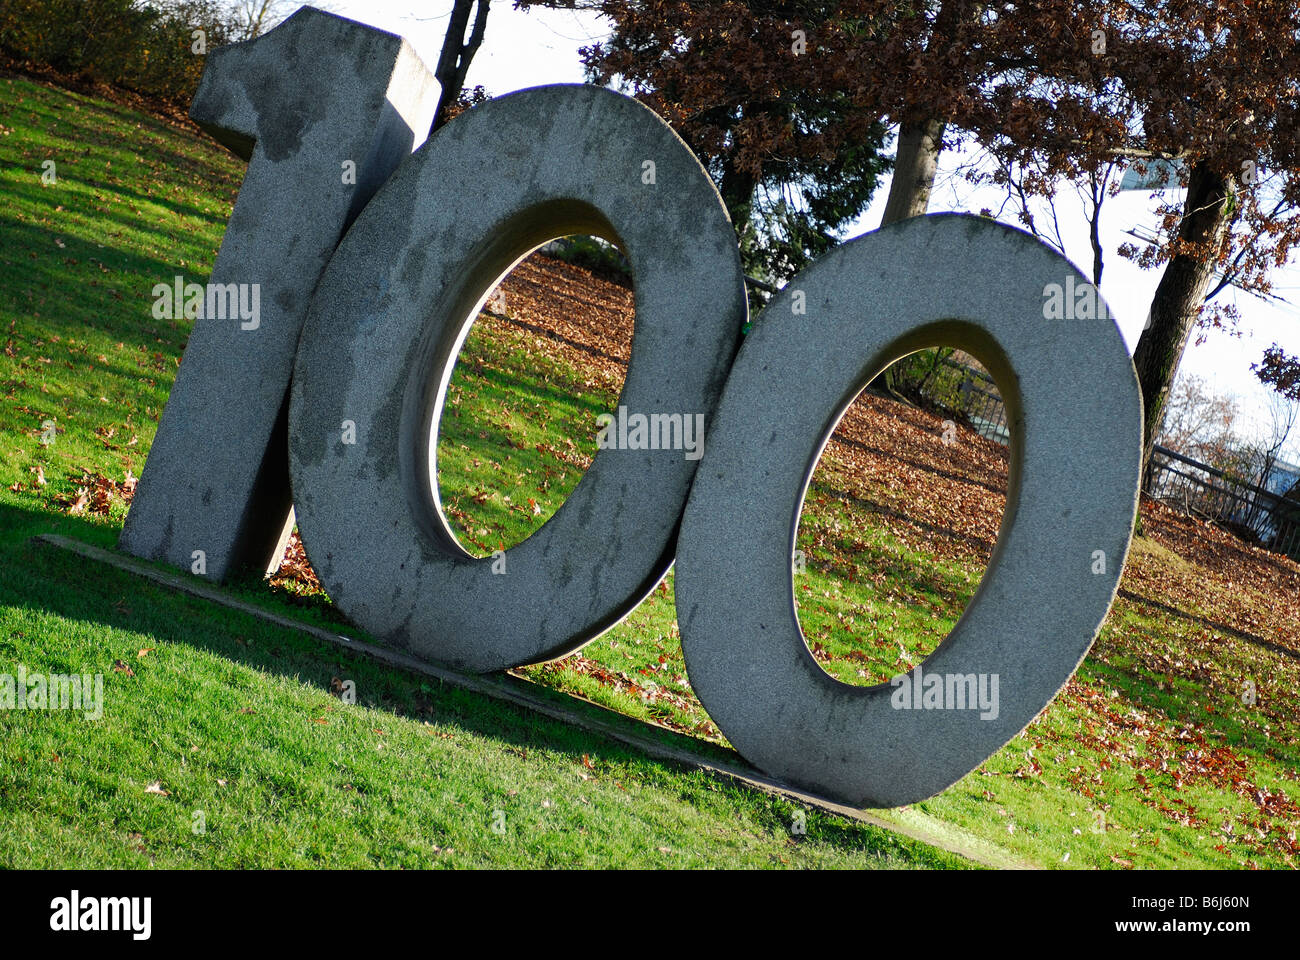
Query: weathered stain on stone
[[119, 7, 440, 583]]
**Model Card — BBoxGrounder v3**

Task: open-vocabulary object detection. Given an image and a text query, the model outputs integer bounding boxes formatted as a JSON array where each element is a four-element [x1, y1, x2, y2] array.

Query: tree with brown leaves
[[522, 1, 1300, 473], [517, 1, 894, 282]]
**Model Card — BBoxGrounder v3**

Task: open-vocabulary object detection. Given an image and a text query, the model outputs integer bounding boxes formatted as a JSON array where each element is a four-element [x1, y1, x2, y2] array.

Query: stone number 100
[[119, 7, 1142, 807]]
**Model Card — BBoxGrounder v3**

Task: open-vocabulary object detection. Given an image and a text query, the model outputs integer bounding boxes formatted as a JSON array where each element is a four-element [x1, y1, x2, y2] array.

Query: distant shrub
[[893, 348, 964, 409], [545, 235, 632, 288], [0, 0, 241, 104]]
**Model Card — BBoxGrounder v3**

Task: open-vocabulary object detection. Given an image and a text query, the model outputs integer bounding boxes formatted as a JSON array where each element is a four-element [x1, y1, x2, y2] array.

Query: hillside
[[2, 70, 1298, 869]]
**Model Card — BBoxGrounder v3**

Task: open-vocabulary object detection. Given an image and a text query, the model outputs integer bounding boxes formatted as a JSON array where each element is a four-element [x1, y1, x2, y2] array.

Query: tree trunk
[[877, 0, 967, 227], [719, 156, 759, 258], [879, 115, 947, 227], [869, 0, 965, 393], [1133, 160, 1235, 478], [869, 115, 946, 395], [432, 0, 490, 136]]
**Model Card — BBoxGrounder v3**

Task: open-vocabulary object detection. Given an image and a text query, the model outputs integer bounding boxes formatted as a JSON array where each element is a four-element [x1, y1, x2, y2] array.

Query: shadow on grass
[[491, 309, 631, 372], [0, 217, 205, 356], [803, 507, 980, 610], [0, 501, 829, 836], [1082, 654, 1300, 775], [816, 481, 997, 559], [1117, 587, 1300, 664], [828, 429, 1009, 500]]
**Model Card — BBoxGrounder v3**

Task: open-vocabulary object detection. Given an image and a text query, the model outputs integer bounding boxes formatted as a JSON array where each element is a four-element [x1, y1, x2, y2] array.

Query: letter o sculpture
[[674, 214, 1142, 806], [288, 85, 746, 673]]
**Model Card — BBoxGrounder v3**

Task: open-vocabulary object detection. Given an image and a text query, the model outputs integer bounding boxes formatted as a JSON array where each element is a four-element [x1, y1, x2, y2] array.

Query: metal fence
[[910, 356, 1300, 561], [948, 360, 1010, 445], [1146, 445, 1300, 559]]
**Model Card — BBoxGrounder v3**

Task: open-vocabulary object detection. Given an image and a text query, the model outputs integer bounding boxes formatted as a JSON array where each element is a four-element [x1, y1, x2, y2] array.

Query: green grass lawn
[[2, 72, 1297, 870]]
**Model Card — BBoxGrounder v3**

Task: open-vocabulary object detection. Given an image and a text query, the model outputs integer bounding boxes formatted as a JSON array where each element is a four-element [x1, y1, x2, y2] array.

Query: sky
[[320, 0, 1300, 458]]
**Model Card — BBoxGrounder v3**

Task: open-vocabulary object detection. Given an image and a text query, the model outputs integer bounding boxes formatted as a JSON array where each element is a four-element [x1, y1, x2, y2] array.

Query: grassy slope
[[438, 295, 1300, 871], [0, 74, 967, 869], [3, 73, 1298, 870]]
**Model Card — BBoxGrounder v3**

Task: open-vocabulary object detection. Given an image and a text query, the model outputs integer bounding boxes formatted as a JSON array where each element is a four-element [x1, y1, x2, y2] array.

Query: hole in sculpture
[[433, 235, 633, 558], [792, 346, 1011, 687]]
